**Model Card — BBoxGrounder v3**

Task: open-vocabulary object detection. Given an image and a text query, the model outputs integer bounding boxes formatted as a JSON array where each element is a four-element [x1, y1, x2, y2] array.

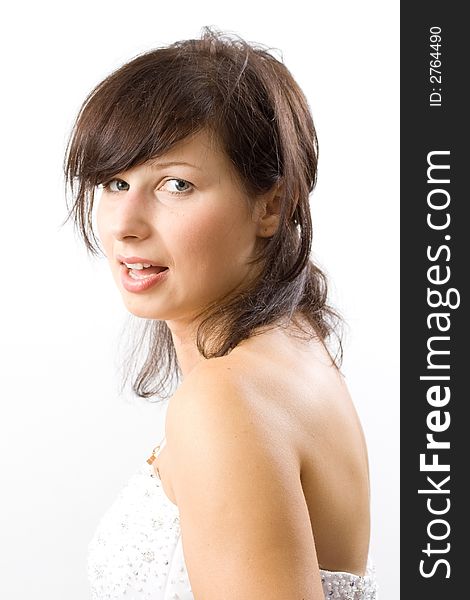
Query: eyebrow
[[147, 159, 203, 171]]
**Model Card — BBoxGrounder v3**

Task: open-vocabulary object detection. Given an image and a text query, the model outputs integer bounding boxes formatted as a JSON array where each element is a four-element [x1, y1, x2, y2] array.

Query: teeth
[[124, 262, 153, 270]]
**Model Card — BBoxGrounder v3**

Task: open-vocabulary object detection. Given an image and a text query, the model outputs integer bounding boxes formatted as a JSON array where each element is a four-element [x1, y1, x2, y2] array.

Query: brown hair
[[63, 26, 344, 400]]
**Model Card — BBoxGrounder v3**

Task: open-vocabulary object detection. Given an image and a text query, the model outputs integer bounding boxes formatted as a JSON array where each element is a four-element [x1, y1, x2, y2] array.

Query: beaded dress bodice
[[87, 436, 378, 599]]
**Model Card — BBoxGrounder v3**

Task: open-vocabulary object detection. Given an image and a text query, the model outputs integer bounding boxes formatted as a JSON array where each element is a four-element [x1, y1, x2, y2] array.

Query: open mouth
[[116, 255, 170, 289]]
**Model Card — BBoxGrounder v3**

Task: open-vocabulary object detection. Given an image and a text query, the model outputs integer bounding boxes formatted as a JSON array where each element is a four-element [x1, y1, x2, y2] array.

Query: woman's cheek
[[96, 202, 110, 251], [175, 209, 222, 255]]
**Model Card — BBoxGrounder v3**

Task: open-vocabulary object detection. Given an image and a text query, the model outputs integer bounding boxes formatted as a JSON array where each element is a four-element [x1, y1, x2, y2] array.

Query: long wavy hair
[[63, 26, 344, 401]]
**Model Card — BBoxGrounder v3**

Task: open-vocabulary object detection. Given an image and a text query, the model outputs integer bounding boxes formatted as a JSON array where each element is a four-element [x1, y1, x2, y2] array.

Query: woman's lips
[[120, 264, 169, 293], [117, 254, 165, 266]]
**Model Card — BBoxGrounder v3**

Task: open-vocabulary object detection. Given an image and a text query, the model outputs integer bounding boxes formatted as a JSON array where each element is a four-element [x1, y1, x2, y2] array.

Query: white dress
[[87, 436, 378, 599]]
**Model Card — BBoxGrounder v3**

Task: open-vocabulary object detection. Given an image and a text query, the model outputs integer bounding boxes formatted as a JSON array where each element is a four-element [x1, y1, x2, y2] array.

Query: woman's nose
[[109, 189, 153, 242]]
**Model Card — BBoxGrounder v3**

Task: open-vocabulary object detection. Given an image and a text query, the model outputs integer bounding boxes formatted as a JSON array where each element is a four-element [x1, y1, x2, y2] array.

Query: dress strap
[[146, 434, 167, 465]]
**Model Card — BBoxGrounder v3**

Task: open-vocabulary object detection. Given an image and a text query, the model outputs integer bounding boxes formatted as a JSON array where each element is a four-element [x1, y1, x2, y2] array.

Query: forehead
[[146, 129, 223, 170]]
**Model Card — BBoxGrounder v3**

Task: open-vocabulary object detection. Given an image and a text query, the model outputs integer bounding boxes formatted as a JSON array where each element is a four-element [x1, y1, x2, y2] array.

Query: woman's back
[[159, 320, 371, 578]]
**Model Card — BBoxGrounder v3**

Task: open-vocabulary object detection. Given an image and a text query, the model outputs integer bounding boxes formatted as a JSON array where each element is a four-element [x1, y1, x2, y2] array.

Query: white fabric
[[87, 438, 378, 599]]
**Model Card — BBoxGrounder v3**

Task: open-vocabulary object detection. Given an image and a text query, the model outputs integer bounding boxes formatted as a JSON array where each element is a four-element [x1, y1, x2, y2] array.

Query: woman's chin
[[129, 310, 157, 320], [121, 300, 166, 321], [121, 300, 185, 322]]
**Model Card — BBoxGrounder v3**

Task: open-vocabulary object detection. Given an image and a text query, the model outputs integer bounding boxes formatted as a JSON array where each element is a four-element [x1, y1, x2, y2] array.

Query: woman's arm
[[166, 363, 324, 600]]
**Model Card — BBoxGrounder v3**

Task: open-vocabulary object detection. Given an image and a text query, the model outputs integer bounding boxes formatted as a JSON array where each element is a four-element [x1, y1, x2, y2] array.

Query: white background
[[0, 1, 399, 598]]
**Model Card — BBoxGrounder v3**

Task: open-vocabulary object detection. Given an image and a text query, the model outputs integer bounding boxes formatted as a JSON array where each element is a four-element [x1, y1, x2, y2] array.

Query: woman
[[64, 26, 377, 600]]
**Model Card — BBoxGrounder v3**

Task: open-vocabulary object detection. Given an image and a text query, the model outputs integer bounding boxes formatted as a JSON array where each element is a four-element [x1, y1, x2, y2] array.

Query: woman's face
[[96, 129, 266, 324]]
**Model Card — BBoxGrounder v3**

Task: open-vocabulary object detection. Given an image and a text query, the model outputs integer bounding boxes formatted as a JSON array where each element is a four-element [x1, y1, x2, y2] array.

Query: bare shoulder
[[164, 332, 357, 490], [163, 353, 325, 598], [165, 352, 301, 469]]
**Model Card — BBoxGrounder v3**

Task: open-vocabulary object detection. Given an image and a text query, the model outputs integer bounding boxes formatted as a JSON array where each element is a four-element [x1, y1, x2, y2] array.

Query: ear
[[254, 182, 283, 238]]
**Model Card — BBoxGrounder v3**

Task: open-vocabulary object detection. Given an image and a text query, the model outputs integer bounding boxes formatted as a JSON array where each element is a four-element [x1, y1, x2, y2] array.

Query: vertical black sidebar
[[401, 3, 467, 598]]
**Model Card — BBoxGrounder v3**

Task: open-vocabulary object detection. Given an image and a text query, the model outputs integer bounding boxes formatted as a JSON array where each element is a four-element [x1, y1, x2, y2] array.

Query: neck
[[165, 316, 208, 379]]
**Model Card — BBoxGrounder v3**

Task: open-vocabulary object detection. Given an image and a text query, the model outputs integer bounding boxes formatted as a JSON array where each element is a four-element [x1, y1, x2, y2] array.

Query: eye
[[159, 178, 193, 194], [99, 177, 193, 195], [101, 178, 129, 193]]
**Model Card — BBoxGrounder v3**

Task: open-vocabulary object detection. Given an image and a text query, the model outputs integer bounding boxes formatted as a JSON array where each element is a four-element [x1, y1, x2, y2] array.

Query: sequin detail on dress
[[320, 563, 377, 599], [87, 448, 378, 599]]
